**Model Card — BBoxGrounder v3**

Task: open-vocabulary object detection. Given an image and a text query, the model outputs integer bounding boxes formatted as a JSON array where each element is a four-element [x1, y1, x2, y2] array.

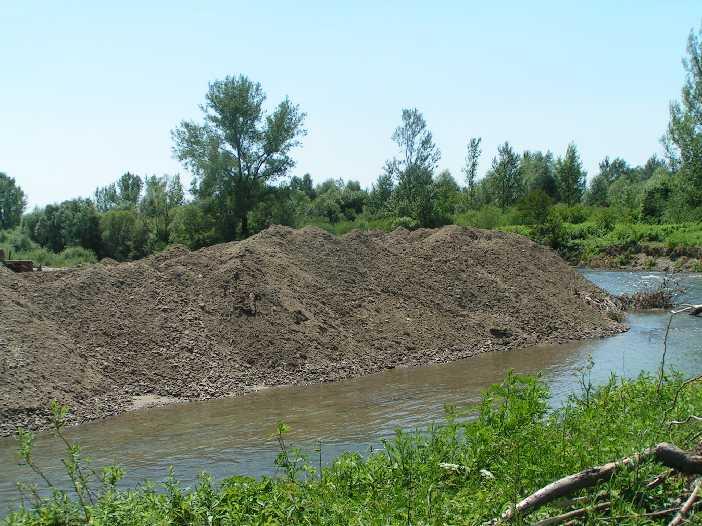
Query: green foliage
[[665, 23, 702, 202], [462, 137, 482, 203], [515, 189, 554, 225], [0, 173, 27, 230], [521, 150, 558, 200], [555, 143, 586, 205], [29, 199, 102, 254], [383, 108, 448, 227], [484, 142, 523, 209], [172, 74, 306, 240], [169, 203, 218, 249], [100, 209, 149, 261], [7, 374, 702, 525], [391, 216, 419, 230]]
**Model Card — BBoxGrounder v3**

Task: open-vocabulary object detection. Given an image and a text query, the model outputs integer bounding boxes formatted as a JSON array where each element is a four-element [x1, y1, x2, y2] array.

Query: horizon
[[1, 2, 700, 208]]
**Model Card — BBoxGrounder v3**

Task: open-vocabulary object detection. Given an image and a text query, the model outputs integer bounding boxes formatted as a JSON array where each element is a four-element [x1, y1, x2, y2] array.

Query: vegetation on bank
[[3, 24, 702, 268], [4, 372, 702, 525]]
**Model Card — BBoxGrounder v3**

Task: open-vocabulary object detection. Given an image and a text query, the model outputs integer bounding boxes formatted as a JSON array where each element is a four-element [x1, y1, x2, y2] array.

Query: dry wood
[[655, 443, 702, 474], [646, 469, 674, 489], [496, 448, 653, 523], [493, 443, 702, 523], [532, 501, 610, 526], [669, 478, 702, 526], [670, 415, 702, 427]]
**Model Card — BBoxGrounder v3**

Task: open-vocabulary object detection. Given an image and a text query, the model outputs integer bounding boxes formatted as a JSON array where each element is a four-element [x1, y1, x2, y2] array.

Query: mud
[[0, 226, 624, 435]]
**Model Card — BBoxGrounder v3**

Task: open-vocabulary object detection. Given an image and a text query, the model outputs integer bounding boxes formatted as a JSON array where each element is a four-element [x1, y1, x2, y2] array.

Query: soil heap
[[0, 226, 623, 435]]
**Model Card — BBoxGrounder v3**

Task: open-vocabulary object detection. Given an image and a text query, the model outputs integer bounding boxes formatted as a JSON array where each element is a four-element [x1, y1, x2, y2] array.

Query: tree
[[487, 142, 523, 209], [664, 24, 702, 203], [462, 137, 482, 201], [433, 169, 460, 220], [0, 173, 27, 229], [31, 199, 101, 253], [140, 174, 184, 246], [384, 108, 442, 226], [555, 143, 586, 205], [94, 172, 144, 211], [290, 173, 315, 199], [100, 208, 149, 261], [94, 183, 119, 212], [172, 75, 306, 240], [117, 172, 143, 207], [367, 172, 394, 215], [521, 151, 558, 199]]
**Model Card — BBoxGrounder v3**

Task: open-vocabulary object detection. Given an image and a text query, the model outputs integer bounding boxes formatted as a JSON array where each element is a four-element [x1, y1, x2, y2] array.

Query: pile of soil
[[0, 226, 624, 435]]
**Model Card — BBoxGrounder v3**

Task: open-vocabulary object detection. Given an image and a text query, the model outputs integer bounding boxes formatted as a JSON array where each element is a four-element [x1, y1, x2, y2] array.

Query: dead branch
[[669, 478, 702, 526], [646, 469, 674, 489], [670, 415, 702, 427], [492, 443, 702, 523], [495, 448, 653, 523], [604, 506, 683, 521], [532, 501, 610, 526], [662, 374, 702, 426]]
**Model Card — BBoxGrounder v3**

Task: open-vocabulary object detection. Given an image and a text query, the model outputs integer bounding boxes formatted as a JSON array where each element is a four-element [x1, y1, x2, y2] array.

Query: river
[[1, 270, 701, 514]]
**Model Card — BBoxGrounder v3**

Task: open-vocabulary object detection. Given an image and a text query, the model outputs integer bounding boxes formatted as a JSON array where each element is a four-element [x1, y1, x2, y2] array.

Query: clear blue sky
[[1, 1, 700, 208]]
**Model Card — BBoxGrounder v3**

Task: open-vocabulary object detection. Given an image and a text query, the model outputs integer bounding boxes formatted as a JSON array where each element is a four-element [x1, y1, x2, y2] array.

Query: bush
[[391, 216, 419, 230]]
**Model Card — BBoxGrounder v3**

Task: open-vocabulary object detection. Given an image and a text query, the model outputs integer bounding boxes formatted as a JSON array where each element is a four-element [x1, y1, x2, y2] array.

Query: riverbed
[[1, 270, 700, 514]]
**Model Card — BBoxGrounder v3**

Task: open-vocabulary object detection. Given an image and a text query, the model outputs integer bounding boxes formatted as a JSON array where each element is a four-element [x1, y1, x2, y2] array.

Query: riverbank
[[4, 373, 702, 525], [0, 225, 624, 437]]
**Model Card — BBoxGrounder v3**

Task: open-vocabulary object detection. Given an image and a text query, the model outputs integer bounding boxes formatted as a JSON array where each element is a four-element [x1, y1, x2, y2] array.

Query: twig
[[604, 506, 683, 521], [670, 415, 702, 427], [662, 374, 702, 426], [532, 501, 610, 526], [657, 313, 674, 393], [646, 469, 674, 489], [669, 478, 702, 526]]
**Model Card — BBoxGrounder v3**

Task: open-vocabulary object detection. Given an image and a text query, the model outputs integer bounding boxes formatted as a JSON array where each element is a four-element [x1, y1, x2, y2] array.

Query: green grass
[[1, 245, 97, 268], [5, 372, 702, 525], [1, 228, 97, 268]]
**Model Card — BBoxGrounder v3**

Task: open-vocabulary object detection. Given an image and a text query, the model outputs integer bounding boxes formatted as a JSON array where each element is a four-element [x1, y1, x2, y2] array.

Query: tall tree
[[462, 137, 482, 200], [172, 75, 306, 240], [487, 142, 523, 209], [521, 151, 558, 199], [665, 24, 702, 200], [384, 108, 441, 226], [141, 174, 185, 245], [555, 143, 586, 205], [0, 173, 27, 229], [117, 172, 143, 207]]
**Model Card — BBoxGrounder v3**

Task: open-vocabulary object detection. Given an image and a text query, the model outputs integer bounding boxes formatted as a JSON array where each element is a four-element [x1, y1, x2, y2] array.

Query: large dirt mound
[[0, 226, 622, 435]]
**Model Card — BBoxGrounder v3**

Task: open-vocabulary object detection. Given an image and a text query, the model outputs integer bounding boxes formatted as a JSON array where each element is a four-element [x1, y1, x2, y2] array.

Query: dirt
[[0, 225, 624, 436]]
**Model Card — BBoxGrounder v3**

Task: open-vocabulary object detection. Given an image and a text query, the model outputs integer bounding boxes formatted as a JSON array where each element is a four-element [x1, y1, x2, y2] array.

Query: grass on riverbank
[[4, 371, 702, 525]]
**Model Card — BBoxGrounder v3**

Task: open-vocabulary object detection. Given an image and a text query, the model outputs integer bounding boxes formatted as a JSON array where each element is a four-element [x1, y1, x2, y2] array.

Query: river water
[[1, 270, 701, 514]]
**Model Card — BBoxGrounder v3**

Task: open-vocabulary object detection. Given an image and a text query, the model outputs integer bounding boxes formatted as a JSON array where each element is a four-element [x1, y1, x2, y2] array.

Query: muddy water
[[1, 271, 701, 514]]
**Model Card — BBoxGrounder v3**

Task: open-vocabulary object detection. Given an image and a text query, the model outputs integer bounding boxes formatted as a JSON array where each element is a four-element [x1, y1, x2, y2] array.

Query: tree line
[[2, 24, 702, 262]]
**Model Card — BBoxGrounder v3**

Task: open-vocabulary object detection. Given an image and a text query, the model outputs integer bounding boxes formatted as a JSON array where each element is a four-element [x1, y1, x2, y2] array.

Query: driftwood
[[493, 443, 702, 524], [672, 304, 702, 316]]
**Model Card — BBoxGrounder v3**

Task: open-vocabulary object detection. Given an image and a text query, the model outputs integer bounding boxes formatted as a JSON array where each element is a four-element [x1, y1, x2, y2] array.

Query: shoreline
[[0, 324, 626, 439]]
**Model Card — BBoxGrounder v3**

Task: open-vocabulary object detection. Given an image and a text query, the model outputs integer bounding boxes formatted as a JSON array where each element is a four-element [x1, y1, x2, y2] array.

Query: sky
[[1, 2, 700, 208]]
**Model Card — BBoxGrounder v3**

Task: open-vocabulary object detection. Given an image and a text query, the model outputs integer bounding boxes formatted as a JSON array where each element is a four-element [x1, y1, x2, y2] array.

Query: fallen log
[[492, 443, 702, 524]]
